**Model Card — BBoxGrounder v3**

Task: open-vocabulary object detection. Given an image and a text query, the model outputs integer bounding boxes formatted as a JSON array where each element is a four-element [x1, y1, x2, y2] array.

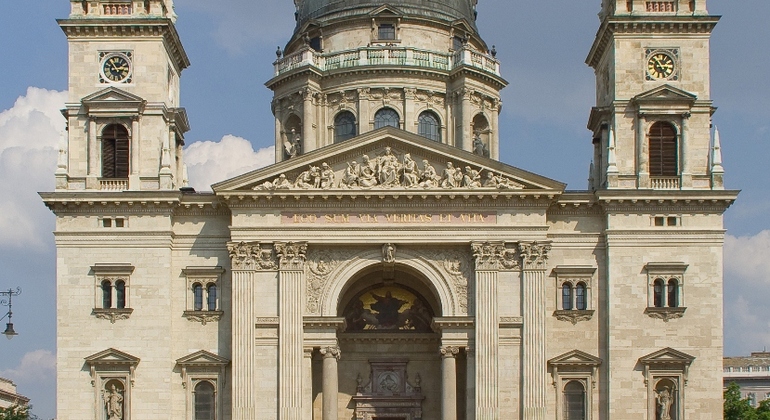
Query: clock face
[[647, 52, 676, 80], [101, 54, 132, 83]]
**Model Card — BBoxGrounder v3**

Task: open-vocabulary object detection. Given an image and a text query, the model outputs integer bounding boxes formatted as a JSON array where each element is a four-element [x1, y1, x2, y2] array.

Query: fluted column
[[320, 345, 340, 420], [441, 346, 459, 420], [276, 242, 308, 420], [460, 88, 472, 152], [520, 241, 551, 420], [302, 89, 315, 153], [471, 241, 505, 420]]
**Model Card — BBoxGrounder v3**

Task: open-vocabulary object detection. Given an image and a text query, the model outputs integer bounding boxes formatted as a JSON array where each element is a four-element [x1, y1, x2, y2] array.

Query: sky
[[0, 1, 768, 418]]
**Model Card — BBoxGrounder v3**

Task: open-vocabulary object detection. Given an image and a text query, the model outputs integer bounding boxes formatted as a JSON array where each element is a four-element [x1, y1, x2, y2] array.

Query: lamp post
[[1, 287, 21, 340]]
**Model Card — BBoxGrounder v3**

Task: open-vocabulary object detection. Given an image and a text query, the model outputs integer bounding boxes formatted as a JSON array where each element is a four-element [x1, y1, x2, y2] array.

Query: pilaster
[[471, 241, 504, 419], [520, 241, 551, 420], [680, 112, 692, 188], [275, 241, 308, 420], [302, 89, 316, 154]]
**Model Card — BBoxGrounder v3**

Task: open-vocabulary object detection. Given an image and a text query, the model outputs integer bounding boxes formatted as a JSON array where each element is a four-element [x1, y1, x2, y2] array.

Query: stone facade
[[724, 352, 770, 408], [0, 377, 29, 410], [43, 0, 737, 419]]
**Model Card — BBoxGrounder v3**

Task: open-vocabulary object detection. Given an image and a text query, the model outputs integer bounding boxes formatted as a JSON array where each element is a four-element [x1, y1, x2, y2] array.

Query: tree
[[0, 405, 34, 420], [725, 382, 759, 420]]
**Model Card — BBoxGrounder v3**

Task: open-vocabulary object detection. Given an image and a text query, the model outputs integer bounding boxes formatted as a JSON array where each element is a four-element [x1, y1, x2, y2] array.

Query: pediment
[[176, 350, 230, 367], [451, 19, 477, 36], [639, 347, 695, 367], [634, 84, 697, 104], [82, 87, 146, 104], [549, 350, 603, 367], [369, 5, 405, 18], [85, 348, 140, 367], [212, 127, 566, 194]]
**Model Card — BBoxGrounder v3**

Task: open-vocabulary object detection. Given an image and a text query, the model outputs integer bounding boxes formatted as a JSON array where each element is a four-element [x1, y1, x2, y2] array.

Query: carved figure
[[483, 171, 498, 188], [284, 128, 302, 159], [420, 160, 439, 188], [294, 167, 315, 189], [463, 166, 482, 188], [401, 154, 420, 187], [378, 147, 400, 186], [656, 387, 673, 420], [254, 174, 291, 190], [319, 162, 335, 189], [379, 373, 399, 392], [359, 155, 379, 187], [105, 384, 124, 420], [441, 162, 458, 188], [341, 161, 360, 187], [382, 243, 396, 263], [473, 131, 485, 156]]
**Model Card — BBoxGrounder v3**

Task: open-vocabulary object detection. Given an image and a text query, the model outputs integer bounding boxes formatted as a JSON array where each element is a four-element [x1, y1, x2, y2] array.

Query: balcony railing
[[646, 1, 676, 12], [103, 3, 133, 16], [650, 177, 680, 190], [274, 46, 501, 78], [100, 179, 129, 191]]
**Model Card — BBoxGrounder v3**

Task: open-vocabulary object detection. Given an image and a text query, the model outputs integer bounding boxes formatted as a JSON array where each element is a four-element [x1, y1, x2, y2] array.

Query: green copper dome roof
[[296, 0, 478, 31]]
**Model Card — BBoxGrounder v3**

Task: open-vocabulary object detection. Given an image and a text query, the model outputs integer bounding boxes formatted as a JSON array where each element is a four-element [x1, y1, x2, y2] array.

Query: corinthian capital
[[518, 241, 552, 270], [471, 241, 505, 270], [274, 241, 308, 270], [227, 241, 277, 271]]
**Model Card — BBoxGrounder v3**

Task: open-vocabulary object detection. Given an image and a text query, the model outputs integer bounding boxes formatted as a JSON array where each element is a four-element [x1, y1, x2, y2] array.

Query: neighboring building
[[724, 352, 770, 407], [42, 0, 737, 419], [0, 377, 30, 410]]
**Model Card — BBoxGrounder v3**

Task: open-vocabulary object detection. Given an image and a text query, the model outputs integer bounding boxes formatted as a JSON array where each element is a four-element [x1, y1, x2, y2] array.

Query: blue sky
[[0, 1, 768, 418]]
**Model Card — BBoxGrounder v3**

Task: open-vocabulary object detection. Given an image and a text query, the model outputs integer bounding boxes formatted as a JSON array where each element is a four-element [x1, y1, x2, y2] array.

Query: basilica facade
[[43, 0, 737, 419]]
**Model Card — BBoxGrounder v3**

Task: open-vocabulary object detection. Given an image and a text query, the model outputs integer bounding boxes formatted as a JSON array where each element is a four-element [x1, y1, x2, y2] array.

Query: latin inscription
[[284, 213, 496, 225]]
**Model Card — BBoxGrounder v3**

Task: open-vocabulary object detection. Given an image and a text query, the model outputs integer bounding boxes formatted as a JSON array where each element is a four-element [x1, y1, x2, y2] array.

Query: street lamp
[[1, 287, 21, 340]]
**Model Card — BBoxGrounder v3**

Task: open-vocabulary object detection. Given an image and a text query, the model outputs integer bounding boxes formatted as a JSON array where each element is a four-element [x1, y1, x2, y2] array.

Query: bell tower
[[58, 0, 190, 191], [586, 0, 723, 190]]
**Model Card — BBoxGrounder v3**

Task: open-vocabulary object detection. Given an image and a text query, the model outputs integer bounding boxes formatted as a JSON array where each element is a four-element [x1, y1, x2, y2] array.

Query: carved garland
[[306, 249, 347, 314]]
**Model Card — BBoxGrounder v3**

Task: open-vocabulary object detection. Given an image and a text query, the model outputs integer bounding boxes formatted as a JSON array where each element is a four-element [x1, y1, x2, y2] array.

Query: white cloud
[[724, 231, 770, 355], [0, 87, 66, 249], [184, 135, 275, 191], [0, 349, 56, 385]]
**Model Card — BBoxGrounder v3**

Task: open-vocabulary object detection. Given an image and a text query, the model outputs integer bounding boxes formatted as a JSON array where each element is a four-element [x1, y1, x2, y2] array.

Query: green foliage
[[0, 405, 34, 420], [724, 382, 770, 420]]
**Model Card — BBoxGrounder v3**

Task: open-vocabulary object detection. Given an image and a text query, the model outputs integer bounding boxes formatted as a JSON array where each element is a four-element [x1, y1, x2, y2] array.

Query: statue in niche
[[656, 386, 674, 420], [419, 159, 439, 188], [104, 383, 124, 420], [382, 243, 396, 263], [401, 154, 420, 187], [284, 128, 302, 159], [472, 130, 490, 157]]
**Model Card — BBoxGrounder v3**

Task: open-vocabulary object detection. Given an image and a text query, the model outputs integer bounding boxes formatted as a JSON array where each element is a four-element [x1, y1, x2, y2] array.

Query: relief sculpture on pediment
[[252, 146, 525, 191]]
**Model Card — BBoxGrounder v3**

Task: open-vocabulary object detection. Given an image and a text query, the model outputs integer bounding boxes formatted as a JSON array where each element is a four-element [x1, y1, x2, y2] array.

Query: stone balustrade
[[650, 176, 680, 190], [646, 1, 676, 12], [274, 46, 500, 78], [103, 3, 133, 16], [100, 179, 128, 191]]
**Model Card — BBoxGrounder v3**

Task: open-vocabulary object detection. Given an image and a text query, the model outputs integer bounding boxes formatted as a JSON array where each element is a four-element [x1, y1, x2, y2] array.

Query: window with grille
[[649, 122, 678, 177], [101, 124, 130, 178], [374, 108, 400, 129], [378, 24, 396, 40], [418, 111, 441, 142], [194, 381, 216, 420], [564, 381, 586, 420], [334, 111, 357, 143]]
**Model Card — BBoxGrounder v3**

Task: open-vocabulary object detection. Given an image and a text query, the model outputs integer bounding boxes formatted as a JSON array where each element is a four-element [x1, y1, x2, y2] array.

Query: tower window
[[378, 24, 396, 40], [649, 122, 678, 177], [309, 36, 322, 52], [418, 111, 441, 142], [334, 111, 357, 143], [101, 124, 130, 178], [374, 108, 400, 130], [193, 283, 204, 312]]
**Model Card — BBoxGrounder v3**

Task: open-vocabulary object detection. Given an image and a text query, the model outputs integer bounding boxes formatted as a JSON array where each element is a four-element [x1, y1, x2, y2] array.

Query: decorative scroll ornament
[[441, 250, 471, 314], [92, 308, 133, 324], [183, 311, 224, 326], [471, 241, 505, 270], [274, 241, 308, 270], [500, 245, 521, 271], [306, 249, 346, 314], [320, 345, 341, 360], [440, 346, 460, 358], [227, 241, 277, 271], [519, 241, 551, 270], [553, 310, 594, 325]]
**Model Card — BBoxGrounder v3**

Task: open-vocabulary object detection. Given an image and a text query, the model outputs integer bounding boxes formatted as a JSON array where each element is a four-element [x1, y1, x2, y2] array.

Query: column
[[466, 346, 476, 420], [680, 112, 692, 188], [88, 118, 98, 176], [440, 346, 459, 420], [491, 100, 501, 160], [302, 89, 315, 153], [274, 105, 284, 162], [357, 88, 371, 135], [637, 113, 650, 188], [303, 348, 313, 420], [320, 345, 340, 420], [460, 88, 472, 152], [131, 118, 140, 175], [276, 242, 308, 420], [520, 241, 551, 420], [471, 241, 504, 420]]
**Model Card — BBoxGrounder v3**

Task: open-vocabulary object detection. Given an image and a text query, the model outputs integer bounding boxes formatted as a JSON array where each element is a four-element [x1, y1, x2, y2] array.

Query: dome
[[295, 0, 478, 32]]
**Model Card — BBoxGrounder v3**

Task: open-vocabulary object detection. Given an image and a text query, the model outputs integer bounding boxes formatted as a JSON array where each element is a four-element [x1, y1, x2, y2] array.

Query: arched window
[[101, 124, 130, 178], [194, 381, 216, 420], [115, 280, 126, 309], [653, 278, 665, 308], [374, 108, 400, 130], [418, 111, 441, 142], [207, 284, 217, 311], [564, 380, 586, 420], [334, 111, 357, 143], [576, 282, 588, 311], [667, 279, 679, 308], [102, 280, 112, 309], [562, 283, 573, 310], [649, 122, 678, 177], [193, 283, 203, 312]]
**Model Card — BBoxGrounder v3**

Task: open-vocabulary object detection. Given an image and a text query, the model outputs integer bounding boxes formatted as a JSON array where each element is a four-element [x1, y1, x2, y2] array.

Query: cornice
[[57, 18, 190, 72], [597, 189, 738, 213], [586, 15, 720, 68]]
